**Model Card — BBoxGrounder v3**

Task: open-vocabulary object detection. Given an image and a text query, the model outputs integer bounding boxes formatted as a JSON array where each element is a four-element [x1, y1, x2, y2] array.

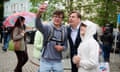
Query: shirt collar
[[71, 23, 81, 31]]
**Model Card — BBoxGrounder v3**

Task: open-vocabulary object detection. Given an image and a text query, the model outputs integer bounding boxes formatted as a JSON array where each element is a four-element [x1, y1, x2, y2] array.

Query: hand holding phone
[[38, 3, 48, 13]]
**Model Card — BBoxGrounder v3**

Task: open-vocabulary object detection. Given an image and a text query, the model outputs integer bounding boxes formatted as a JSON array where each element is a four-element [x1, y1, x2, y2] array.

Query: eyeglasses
[[53, 15, 63, 19]]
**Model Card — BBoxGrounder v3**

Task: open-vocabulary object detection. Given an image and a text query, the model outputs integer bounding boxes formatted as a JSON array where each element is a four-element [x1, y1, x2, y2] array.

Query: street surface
[[0, 43, 120, 72]]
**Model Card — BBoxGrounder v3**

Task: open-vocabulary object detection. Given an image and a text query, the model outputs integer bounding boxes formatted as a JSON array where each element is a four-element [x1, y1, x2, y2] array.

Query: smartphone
[[38, 1, 48, 8], [44, 1, 49, 5], [43, 1, 48, 7]]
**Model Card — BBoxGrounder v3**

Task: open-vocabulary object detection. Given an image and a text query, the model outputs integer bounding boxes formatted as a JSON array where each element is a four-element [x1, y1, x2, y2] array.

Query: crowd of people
[[0, 2, 120, 72]]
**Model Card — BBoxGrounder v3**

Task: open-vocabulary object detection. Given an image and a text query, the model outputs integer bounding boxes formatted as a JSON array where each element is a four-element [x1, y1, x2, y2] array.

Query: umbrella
[[3, 12, 36, 27]]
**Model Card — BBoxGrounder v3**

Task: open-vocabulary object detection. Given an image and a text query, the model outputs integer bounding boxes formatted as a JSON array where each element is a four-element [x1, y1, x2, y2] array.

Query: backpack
[[42, 24, 69, 59], [45, 25, 67, 45]]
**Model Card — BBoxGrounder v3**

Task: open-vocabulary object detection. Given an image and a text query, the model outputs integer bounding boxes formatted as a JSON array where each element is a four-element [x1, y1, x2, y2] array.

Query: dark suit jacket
[[67, 26, 81, 72], [67, 26, 81, 58]]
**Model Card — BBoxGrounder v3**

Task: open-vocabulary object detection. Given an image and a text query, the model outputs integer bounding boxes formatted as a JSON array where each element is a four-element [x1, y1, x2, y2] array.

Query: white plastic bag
[[98, 62, 110, 72]]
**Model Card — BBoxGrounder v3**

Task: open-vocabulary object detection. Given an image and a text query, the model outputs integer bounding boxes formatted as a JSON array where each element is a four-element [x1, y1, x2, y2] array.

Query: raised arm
[[35, 3, 48, 33]]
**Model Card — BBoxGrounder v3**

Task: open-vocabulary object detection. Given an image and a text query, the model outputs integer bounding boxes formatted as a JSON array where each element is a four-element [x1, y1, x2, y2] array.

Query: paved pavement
[[0, 43, 120, 72], [0, 43, 71, 72]]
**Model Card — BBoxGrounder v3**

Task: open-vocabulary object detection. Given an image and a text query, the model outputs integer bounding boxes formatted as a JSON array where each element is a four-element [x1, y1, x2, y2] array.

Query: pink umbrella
[[3, 12, 36, 27]]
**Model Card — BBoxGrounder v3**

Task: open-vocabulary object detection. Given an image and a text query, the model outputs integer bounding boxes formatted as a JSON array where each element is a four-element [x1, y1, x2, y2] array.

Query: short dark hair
[[69, 11, 81, 19], [53, 10, 64, 18], [80, 23, 87, 27]]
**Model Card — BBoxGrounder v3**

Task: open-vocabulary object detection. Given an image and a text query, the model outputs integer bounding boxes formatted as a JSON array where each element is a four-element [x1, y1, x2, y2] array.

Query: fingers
[[39, 3, 48, 13], [72, 55, 80, 64], [37, 3, 48, 17], [21, 30, 25, 36], [54, 45, 63, 52]]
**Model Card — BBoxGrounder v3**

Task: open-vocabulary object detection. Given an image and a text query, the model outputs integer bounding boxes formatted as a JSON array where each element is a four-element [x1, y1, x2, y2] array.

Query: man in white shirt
[[67, 11, 81, 72]]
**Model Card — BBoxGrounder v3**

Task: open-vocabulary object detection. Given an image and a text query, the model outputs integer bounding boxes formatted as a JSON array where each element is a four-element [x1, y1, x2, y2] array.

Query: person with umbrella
[[12, 16, 28, 72]]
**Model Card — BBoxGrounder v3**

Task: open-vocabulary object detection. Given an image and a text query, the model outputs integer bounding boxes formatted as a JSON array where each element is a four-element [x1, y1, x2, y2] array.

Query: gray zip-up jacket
[[35, 17, 67, 61]]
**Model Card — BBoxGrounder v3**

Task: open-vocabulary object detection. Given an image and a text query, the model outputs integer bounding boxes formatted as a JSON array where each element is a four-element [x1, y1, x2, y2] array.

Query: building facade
[[4, 0, 31, 17]]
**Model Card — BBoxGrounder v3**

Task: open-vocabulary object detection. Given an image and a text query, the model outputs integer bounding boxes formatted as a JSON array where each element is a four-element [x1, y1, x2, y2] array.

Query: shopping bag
[[8, 40, 14, 51], [14, 40, 21, 50], [98, 62, 110, 72]]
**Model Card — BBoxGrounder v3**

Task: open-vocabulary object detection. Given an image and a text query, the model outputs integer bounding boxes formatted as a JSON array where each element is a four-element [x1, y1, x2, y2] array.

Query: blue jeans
[[102, 44, 112, 62], [3, 32, 10, 50], [38, 58, 63, 72]]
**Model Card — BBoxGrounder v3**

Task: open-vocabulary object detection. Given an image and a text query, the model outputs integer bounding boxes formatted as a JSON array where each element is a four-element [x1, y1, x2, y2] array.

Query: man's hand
[[37, 3, 48, 17], [39, 3, 48, 13], [54, 45, 64, 52]]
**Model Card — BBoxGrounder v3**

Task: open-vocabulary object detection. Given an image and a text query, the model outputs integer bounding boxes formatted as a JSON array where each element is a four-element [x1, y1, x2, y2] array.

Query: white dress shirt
[[71, 24, 81, 44]]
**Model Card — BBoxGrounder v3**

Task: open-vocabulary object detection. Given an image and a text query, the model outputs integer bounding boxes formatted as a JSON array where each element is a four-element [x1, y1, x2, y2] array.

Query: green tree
[[30, 0, 58, 21], [29, 0, 120, 26], [93, 0, 120, 26], [29, 0, 74, 21]]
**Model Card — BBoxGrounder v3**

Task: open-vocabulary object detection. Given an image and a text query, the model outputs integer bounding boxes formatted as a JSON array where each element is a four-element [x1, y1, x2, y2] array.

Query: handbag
[[8, 40, 14, 51], [14, 40, 21, 51], [8, 40, 21, 51]]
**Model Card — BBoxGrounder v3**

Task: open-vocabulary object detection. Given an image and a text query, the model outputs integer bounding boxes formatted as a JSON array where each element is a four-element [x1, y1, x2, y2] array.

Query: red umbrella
[[3, 12, 36, 27]]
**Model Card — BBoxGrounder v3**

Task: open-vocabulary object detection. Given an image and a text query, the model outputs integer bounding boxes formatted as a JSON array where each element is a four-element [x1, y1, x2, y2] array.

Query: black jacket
[[101, 31, 113, 45], [67, 27, 81, 57]]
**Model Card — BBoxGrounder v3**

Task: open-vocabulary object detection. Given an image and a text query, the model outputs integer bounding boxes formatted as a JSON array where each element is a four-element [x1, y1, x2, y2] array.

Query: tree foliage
[[30, 0, 120, 27], [93, 0, 120, 27]]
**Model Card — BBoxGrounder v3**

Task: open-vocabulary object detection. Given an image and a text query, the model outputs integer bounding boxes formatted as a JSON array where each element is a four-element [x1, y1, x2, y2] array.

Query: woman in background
[[12, 16, 28, 72]]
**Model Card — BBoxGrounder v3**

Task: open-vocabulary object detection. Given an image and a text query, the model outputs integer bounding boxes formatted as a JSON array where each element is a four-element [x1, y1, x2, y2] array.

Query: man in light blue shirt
[[71, 24, 81, 44], [67, 11, 81, 72]]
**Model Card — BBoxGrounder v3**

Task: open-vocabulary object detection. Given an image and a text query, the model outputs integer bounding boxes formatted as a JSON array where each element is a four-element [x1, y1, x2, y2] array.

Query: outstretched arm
[[35, 3, 48, 34]]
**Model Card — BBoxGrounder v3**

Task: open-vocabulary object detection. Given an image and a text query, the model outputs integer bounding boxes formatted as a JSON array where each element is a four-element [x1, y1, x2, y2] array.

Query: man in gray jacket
[[36, 3, 67, 72]]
